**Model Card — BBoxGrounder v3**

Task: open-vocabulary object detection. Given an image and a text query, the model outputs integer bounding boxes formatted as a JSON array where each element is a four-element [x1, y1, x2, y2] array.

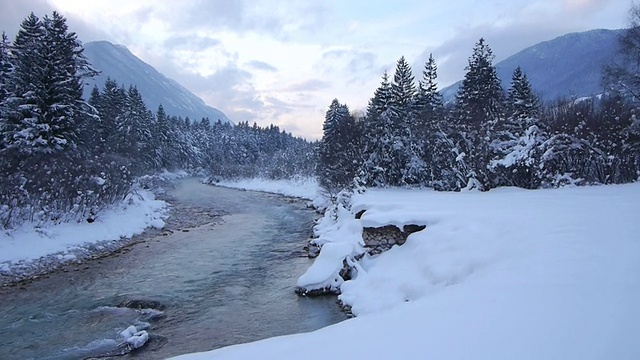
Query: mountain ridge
[[439, 28, 623, 103], [83, 40, 230, 123]]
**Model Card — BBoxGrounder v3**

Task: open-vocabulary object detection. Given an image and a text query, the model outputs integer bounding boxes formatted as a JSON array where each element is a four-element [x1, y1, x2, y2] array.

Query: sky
[[0, 0, 633, 139]]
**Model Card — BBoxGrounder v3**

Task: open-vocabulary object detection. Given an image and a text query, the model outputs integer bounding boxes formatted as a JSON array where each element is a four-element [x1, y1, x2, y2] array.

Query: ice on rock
[[120, 325, 149, 349], [126, 331, 149, 349]]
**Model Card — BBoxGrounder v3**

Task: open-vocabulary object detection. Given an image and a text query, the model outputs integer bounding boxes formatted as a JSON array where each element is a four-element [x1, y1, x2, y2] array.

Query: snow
[[0, 188, 167, 277], [211, 177, 320, 200], [295, 241, 354, 293], [120, 325, 149, 349], [170, 182, 640, 360]]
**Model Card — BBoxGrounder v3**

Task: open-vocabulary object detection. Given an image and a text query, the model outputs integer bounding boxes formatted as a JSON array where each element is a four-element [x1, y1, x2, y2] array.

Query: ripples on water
[[0, 179, 346, 359]]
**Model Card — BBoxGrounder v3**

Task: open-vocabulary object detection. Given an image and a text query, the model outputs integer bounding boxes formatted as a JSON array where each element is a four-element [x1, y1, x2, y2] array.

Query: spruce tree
[[390, 56, 416, 116], [507, 67, 539, 122], [456, 38, 504, 125], [2, 13, 46, 156], [0, 32, 11, 109], [0, 32, 12, 152], [317, 99, 359, 191], [414, 54, 455, 189], [95, 78, 127, 153], [491, 67, 546, 188], [390, 56, 425, 186], [2, 12, 96, 155], [367, 71, 392, 119], [361, 72, 393, 186], [453, 38, 505, 189], [118, 86, 154, 172]]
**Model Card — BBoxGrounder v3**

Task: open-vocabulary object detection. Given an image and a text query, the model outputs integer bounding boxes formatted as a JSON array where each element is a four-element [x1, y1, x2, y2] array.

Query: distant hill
[[83, 41, 230, 123], [441, 29, 623, 103]]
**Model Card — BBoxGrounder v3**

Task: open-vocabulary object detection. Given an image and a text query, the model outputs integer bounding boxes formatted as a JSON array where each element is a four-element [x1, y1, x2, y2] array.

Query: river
[[0, 178, 346, 359]]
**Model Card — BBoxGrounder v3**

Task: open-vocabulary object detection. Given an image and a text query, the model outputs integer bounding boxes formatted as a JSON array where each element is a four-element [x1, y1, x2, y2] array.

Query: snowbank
[[0, 189, 168, 278], [209, 177, 321, 201], [170, 183, 640, 360]]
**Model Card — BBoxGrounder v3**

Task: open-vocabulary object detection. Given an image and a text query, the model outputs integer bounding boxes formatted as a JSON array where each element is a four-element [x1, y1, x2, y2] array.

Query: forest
[[317, 37, 640, 193], [0, 12, 314, 229], [2, 10, 640, 230]]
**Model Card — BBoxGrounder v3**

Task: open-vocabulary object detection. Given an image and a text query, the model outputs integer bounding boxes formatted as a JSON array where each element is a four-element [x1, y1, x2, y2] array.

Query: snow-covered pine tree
[[0, 32, 11, 111], [1, 13, 46, 156], [390, 56, 415, 116], [41, 11, 98, 151], [453, 38, 505, 190], [118, 86, 154, 172], [507, 67, 539, 122], [491, 66, 546, 188], [0, 12, 106, 227], [389, 56, 426, 186], [366, 71, 392, 119], [361, 72, 394, 187], [0, 32, 12, 152], [153, 104, 175, 169], [317, 99, 359, 191], [2, 12, 96, 156], [413, 54, 452, 188], [93, 78, 127, 154]]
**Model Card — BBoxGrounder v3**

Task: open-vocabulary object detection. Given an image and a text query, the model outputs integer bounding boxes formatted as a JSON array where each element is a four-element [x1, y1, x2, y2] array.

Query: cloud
[[284, 79, 331, 92], [413, 20, 586, 88], [0, 0, 109, 43], [167, 0, 328, 41], [0, 0, 52, 36], [318, 49, 380, 84], [564, 0, 608, 12], [163, 35, 221, 51], [246, 60, 278, 72]]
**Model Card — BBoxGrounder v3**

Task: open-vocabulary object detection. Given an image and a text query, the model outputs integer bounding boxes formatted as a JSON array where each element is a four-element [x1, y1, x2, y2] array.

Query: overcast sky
[[0, 0, 632, 139]]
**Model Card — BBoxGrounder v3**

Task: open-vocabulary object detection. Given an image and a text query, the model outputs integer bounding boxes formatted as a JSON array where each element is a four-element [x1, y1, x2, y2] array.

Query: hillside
[[441, 29, 623, 103], [83, 41, 230, 123]]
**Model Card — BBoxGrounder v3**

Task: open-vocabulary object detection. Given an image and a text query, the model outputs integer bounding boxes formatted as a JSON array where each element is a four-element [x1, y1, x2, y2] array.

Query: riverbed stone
[[118, 298, 166, 311]]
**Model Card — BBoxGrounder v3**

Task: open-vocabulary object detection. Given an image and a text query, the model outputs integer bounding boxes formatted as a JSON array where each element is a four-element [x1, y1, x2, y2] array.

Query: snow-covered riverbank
[[0, 188, 168, 284], [0, 174, 318, 285], [172, 182, 640, 360], [207, 177, 321, 201]]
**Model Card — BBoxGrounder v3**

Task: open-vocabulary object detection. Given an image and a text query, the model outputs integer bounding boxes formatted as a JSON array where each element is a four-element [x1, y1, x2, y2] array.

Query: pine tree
[[366, 71, 392, 119], [456, 38, 504, 125], [1, 13, 47, 155], [453, 38, 505, 189], [413, 54, 456, 189], [118, 86, 154, 172], [94, 78, 127, 153], [507, 67, 539, 122], [0, 32, 11, 108], [317, 99, 359, 191], [153, 104, 178, 169], [2, 12, 96, 155], [390, 56, 416, 116], [490, 66, 546, 188], [0, 31, 12, 152], [361, 72, 393, 186]]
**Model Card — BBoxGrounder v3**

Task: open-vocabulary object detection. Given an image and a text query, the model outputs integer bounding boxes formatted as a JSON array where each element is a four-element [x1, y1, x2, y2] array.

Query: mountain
[[82, 41, 230, 123], [440, 29, 623, 103]]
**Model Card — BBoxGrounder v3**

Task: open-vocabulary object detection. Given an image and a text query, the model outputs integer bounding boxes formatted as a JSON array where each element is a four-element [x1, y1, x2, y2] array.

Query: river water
[[0, 178, 346, 359]]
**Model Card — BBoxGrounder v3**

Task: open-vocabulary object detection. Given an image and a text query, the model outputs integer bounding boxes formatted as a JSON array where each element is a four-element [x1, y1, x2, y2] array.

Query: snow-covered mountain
[[83, 41, 230, 123], [441, 29, 623, 103]]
